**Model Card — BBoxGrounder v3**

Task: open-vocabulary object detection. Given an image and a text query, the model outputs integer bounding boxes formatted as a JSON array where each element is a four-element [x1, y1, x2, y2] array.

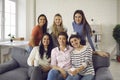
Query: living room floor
[[110, 59, 120, 80]]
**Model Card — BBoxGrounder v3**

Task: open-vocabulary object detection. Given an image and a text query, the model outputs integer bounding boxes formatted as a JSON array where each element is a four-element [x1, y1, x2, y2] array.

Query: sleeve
[[72, 22, 75, 32], [82, 46, 93, 68], [85, 25, 95, 51], [31, 26, 39, 37], [27, 47, 36, 66], [50, 49, 57, 66]]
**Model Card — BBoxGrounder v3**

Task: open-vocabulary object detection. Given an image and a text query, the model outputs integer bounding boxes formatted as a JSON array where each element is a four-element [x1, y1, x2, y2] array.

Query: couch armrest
[[95, 67, 113, 80], [0, 59, 19, 74], [92, 54, 110, 70]]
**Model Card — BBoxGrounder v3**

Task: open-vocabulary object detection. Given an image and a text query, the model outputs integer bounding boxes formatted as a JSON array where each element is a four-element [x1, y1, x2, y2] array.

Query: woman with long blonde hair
[[48, 13, 67, 47]]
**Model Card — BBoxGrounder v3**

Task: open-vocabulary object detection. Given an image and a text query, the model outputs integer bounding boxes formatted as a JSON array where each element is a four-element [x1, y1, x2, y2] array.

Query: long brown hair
[[73, 10, 92, 36], [37, 14, 48, 33], [39, 33, 53, 59]]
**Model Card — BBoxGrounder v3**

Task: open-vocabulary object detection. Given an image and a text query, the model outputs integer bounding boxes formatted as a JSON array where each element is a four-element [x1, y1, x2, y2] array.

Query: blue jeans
[[47, 69, 65, 80], [80, 74, 94, 80], [66, 74, 80, 80], [26, 46, 33, 54], [47, 69, 80, 80]]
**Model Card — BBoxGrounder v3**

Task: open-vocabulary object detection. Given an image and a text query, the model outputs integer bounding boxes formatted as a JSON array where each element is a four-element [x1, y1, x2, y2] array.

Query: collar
[[58, 45, 69, 52]]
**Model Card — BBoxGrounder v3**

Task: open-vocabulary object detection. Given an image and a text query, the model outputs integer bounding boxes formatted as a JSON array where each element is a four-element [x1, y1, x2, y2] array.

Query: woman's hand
[[68, 68, 78, 76], [59, 68, 67, 79], [94, 51, 109, 57], [52, 66, 67, 79], [68, 66, 84, 76], [41, 65, 51, 72]]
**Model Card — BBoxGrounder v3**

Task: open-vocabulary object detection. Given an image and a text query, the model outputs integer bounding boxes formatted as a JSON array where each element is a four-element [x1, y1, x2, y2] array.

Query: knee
[[66, 74, 80, 80], [48, 69, 59, 75], [47, 69, 60, 80]]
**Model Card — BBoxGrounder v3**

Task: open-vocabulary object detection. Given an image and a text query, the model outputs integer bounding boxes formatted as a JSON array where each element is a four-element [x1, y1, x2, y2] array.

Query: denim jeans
[[66, 74, 80, 80], [26, 46, 33, 54], [47, 69, 81, 80], [47, 69, 65, 80], [79, 74, 94, 80]]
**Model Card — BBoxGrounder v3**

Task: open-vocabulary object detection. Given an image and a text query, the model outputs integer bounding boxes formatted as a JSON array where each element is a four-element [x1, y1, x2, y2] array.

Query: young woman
[[48, 13, 67, 48], [47, 32, 76, 80], [72, 10, 109, 57], [27, 33, 53, 80], [27, 14, 48, 53], [66, 34, 95, 80]]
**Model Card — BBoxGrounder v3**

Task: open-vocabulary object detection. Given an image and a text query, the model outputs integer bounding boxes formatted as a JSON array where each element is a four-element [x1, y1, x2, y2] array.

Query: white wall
[[17, 0, 26, 39], [35, 0, 117, 52], [17, 0, 118, 54], [118, 0, 120, 23], [17, 0, 35, 40], [26, 0, 35, 40]]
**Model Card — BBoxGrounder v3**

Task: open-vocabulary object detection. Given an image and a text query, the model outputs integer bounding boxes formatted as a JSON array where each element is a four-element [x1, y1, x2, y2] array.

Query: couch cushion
[[95, 67, 113, 80], [10, 47, 29, 68], [0, 68, 29, 80]]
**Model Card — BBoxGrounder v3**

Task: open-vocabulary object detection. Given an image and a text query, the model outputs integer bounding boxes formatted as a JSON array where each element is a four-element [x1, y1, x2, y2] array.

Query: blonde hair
[[52, 13, 66, 37]]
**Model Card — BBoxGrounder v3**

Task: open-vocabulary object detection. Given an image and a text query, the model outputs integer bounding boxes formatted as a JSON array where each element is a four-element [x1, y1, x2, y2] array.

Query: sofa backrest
[[10, 47, 110, 70], [92, 54, 110, 71], [10, 47, 29, 68]]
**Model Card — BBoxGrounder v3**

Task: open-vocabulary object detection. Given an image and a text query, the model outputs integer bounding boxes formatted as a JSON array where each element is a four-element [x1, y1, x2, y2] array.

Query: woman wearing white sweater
[[27, 33, 53, 80]]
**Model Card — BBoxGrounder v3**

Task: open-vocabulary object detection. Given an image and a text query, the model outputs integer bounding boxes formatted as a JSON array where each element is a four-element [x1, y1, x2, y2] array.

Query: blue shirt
[[73, 23, 85, 41], [72, 22, 95, 51]]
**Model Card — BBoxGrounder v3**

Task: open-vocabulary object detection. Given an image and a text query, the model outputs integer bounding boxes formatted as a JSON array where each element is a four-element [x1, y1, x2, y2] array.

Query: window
[[0, 0, 16, 41], [0, 0, 2, 39]]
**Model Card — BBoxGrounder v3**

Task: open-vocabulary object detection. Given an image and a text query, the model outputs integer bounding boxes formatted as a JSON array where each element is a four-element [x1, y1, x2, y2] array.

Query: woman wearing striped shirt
[[72, 10, 109, 57], [67, 34, 95, 80]]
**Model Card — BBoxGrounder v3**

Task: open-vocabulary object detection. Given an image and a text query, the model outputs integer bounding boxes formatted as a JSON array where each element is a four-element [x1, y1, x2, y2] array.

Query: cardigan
[[27, 46, 50, 67]]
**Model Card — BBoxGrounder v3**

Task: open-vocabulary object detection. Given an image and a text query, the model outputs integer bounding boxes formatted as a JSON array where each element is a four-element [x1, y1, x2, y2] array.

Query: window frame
[[0, 0, 17, 41]]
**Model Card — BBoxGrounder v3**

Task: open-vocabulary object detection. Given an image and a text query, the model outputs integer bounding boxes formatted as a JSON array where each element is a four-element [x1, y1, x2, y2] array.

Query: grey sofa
[[0, 47, 113, 80], [92, 54, 113, 80], [0, 47, 46, 80]]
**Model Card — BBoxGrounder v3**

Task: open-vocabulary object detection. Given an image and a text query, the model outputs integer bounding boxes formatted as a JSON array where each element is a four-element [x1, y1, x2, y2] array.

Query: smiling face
[[54, 16, 62, 26], [74, 13, 82, 24], [38, 16, 46, 27], [42, 35, 50, 47], [70, 37, 81, 48], [58, 35, 67, 47]]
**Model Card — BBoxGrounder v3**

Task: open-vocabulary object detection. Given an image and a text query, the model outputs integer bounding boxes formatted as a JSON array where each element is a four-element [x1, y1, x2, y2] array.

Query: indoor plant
[[113, 24, 120, 62], [8, 33, 15, 42]]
